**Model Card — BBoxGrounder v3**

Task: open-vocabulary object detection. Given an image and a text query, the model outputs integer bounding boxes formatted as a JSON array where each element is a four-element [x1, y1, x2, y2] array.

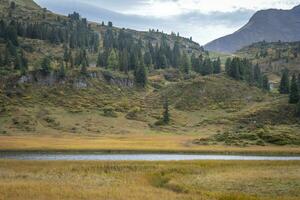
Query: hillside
[[236, 41, 300, 84], [204, 5, 300, 53], [0, 0, 205, 72], [0, 0, 300, 150]]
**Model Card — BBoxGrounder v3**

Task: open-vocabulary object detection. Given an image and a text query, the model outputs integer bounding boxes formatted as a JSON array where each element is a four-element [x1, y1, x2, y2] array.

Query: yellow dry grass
[[0, 135, 300, 155], [0, 160, 299, 200]]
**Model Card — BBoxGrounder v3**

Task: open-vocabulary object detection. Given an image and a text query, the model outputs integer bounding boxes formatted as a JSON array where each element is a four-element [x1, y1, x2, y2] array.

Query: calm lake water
[[1, 153, 300, 161]]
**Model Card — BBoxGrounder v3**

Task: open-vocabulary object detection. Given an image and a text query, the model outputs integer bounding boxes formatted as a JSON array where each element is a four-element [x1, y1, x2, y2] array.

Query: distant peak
[[292, 4, 300, 11]]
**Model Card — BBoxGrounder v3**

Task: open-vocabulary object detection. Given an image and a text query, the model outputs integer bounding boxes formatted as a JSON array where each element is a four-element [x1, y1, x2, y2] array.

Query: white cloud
[[34, 0, 300, 44], [120, 0, 299, 17]]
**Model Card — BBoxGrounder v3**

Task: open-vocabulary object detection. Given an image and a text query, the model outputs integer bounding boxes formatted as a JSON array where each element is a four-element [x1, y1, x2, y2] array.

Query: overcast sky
[[35, 0, 300, 45]]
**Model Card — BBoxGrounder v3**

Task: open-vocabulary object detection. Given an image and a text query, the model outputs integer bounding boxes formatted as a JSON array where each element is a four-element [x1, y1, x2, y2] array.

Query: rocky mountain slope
[[204, 5, 300, 53]]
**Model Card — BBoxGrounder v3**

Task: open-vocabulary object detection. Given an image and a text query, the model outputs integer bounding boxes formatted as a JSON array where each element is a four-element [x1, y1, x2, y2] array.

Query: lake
[[1, 153, 300, 161]]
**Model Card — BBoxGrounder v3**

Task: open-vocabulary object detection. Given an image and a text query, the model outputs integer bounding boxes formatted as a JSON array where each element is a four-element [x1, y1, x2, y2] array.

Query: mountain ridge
[[204, 5, 300, 53]]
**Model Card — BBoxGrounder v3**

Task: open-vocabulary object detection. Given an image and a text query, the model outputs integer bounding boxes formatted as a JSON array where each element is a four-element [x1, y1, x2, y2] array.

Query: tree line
[[225, 57, 270, 91], [279, 69, 300, 116]]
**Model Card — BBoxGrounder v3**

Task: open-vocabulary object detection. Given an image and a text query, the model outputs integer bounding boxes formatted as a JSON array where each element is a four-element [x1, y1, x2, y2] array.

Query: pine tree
[[172, 41, 181, 68], [262, 75, 270, 91], [253, 64, 262, 87], [80, 64, 88, 75], [201, 58, 213, 76], [96, 52, 102, 67], [10, 1, 16, 10], [213, 57, 221, 74], [297, 74, 300, 92], [107, 49, 118, 70], [69, 52, 74, 69], [20, 50, 28, 71], [14, 54, 22, 70], [225, 58, 231, 76], [119, 49, 129, 72], [289, 74, 299, 104], [6, 41, 17, 57], [134, 57, 147, 87], [180, 52, 191, 74], [279, 69, 290, 94], [144, 51, 152, 69], [58, 61, 66, 79], [296, 101, 300, 117], [63, 46, 70, 67], [0, 53, 3, 67], [162, 97, 170, 124], [4, 48, 10, 67], [230, 57, 241, 80], [40, 56, 51, 75]]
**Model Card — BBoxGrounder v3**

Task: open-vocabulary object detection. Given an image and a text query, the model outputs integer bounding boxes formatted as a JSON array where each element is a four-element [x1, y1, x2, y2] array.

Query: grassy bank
[[0, 160, 299, 200], [1, 135, 300, 155]]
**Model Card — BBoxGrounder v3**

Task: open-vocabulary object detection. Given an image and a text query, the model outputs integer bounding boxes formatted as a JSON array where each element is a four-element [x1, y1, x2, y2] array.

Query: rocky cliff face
[[204, 5, 300, 53], [3, 70, 135, 91]]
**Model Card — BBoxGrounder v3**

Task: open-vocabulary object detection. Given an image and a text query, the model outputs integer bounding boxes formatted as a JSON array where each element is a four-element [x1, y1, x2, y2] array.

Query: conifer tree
[[119, 49, 129, 72], [69, 52, 74, 69], [63, 46, 70, 67], [225, 58, 231, 76], [213, 57, 221, 74], [14, 54, 22, 70], [6, 41, 17, 57], [96, 52, 102, 67], [134, 56, 147, 87], [58, 61, 66, 79], [201, 58, 213, 76], [80, 63, 88, 75], [144, 51, 152, 69], [172, 41, 181, 68], [163, 97, 170, 124], [253, 64, 262, 87], [0, 53, 3, 67], [262, 75, 270, 91], [289, 74, 299, 104], [279, 69, 290, 94], [230, 57, 241, 80], [180, 52, 191, 74], [297, 101, 300, 117], [40, 56, 51, 75], [297, 74, 300, 91], [107, 49, 118, 70], [10, 1, 16, 10]]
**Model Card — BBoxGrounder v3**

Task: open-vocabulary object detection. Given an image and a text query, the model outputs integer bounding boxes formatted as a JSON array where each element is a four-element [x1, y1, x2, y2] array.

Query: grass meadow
[[0, 160, 299, 200]]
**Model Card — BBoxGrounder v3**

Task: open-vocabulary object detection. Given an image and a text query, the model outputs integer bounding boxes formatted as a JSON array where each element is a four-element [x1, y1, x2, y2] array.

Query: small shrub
[[125, 107, 141, 120], [102, 106, 118, 118]]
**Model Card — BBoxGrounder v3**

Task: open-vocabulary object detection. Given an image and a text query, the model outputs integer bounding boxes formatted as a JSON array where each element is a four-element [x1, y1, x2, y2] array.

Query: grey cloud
[[34, 0, 254, 44]]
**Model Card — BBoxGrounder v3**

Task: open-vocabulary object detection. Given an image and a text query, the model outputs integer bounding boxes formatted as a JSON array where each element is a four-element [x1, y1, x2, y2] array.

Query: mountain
[[204, 5, 300, 53]]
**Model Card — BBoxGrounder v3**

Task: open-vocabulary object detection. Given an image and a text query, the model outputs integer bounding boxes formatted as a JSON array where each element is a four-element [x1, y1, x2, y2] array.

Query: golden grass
[[0, 160, 299, 200], [0, 135, 300, 155]]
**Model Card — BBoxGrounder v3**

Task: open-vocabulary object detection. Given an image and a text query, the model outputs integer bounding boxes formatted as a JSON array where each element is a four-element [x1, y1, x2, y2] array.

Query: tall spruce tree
[[213, 57, 221, 74], [289, 74, 299, 104], [297, 101, 300, 117], [107, 49, 118, 70], [163, 97, 170, 124], [279, 69, 290, 94], [225, 57, 232, 76], [253, 64, 262, 87], [180, 52, 191, 74], [201, 58, 213, 76], [297, 74, 300, 91], [40, 56, 51, 75], [262, 75, 270, 91], [58, 61, 66, 79], [134, 58, 147, 87], [172, 41, 181, 68]]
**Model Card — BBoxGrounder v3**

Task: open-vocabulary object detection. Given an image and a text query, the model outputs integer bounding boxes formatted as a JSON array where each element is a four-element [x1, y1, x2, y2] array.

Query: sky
[[34, 0, 300, 45]]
